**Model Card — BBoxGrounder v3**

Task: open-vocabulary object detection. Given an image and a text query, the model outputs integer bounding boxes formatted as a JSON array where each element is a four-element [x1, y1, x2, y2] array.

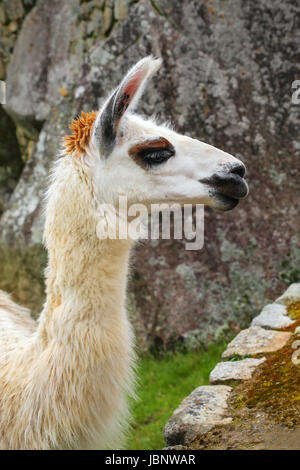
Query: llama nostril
[[229, 163, 246, 179]]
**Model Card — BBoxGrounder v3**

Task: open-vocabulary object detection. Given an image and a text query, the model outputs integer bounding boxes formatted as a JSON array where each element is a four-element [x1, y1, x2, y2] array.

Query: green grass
[[126, 341, 227, 450]]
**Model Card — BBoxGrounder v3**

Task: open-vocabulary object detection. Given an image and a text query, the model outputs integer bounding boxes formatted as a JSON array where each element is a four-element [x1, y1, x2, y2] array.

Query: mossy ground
[[287, 301, 300, 320], [188, 301, 300, 450], [233, 302, 300, 427]]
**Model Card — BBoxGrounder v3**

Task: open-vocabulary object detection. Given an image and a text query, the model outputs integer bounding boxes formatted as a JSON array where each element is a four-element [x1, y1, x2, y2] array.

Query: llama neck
[[38, 238, 132, 344], [14, 158, 136, 449], [37, 157, 133, 345]]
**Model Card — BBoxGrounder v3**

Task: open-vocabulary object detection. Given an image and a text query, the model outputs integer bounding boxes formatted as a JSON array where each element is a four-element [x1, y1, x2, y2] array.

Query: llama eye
[[139, 147, 175, 165], [129, 137, 175, 170]]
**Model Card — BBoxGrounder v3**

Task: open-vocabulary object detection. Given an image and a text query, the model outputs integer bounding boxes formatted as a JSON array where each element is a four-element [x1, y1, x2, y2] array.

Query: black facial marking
[[97, 90, 132, 158], [98, 89, 118, 158]]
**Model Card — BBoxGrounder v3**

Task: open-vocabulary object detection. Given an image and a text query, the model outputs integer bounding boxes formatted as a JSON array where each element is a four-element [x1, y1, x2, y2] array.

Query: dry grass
[[0, 244, 47, 318]]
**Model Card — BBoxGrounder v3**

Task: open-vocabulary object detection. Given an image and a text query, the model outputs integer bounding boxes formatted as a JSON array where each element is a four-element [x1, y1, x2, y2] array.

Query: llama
[[0, 57, 248, 449]]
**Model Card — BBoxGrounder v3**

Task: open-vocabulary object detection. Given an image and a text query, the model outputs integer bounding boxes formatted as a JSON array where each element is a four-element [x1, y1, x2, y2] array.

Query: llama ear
[[94, 56, 162, 157]]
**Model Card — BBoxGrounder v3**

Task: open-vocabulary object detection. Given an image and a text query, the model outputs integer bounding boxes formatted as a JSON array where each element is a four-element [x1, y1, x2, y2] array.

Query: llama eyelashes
[[129, 137, 175, 169], [135, 147, 175, 168]]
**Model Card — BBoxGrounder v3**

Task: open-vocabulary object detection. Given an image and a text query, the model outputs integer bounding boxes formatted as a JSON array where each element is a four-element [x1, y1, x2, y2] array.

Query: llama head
[[65, 56, 248, 213]]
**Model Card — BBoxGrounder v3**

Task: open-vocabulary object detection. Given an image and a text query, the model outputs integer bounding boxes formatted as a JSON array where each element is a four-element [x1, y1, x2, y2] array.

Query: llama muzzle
[[199, 162, 249, 211]]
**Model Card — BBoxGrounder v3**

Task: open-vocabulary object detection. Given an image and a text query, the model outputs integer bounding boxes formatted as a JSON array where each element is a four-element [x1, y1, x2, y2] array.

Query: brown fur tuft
[[64, 111, 98, 156]]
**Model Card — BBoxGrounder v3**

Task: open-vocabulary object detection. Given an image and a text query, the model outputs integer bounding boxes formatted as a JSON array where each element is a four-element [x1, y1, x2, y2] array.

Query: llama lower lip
[[212, 192, 240, 211]]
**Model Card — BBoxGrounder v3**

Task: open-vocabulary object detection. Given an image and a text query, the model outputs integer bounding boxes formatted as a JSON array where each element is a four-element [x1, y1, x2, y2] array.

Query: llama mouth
[[200, 170, 248, 211], [200, 173, 249, 200], [212, 192, 240, 211]]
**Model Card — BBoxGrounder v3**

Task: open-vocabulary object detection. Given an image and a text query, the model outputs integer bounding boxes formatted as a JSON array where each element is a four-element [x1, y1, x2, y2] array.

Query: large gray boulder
[[0, 0, 299, 349], [222, 326, 292, 358], [251, 303, 295, 330], [164, 385, 232, 446]]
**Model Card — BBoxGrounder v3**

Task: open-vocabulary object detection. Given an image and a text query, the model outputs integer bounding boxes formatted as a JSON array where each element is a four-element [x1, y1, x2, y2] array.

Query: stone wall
[[0, 0, 299, 350], [164, 283, 300, 449]]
